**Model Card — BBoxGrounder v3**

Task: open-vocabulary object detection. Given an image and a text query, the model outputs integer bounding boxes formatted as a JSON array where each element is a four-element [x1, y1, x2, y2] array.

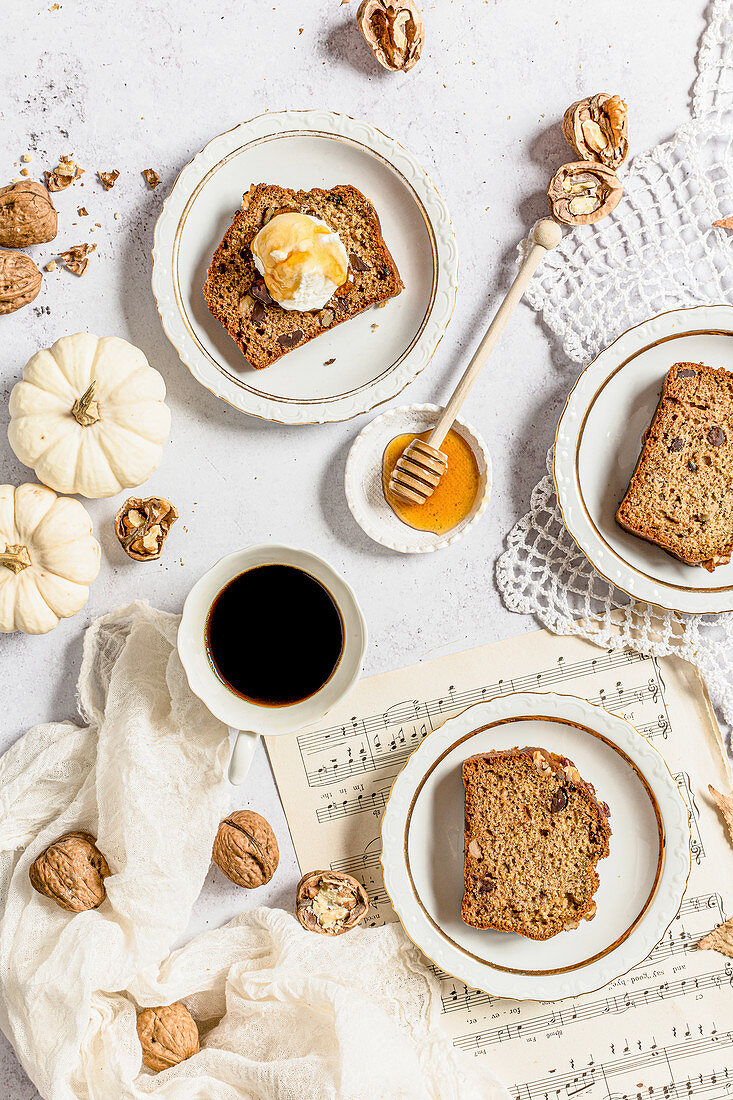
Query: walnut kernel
[[562, 93, 629, 169], [58, 242, 97, 276], [114, 496, 178, 561], [29, 831, 110, 912], [136, 1003, 199, 1073], [356, 0, 424, 72], [212, 810, 279, 888], [45, 155, 83, 192], [296, 870, 370, 935], [547, 162, 623, 226]]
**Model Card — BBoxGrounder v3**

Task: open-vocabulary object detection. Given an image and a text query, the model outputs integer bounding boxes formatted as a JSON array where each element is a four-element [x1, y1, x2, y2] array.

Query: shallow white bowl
[[344, 403, 492, 553]]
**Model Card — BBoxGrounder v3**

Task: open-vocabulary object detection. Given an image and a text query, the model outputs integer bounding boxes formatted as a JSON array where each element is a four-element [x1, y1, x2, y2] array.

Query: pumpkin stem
[[0, 544, 32, 574], [71, 380, 101, 427]]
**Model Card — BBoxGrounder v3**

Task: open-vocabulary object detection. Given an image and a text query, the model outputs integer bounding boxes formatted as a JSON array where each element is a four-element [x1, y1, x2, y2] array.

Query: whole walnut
[[136, 1003, 199, 1073], [0, 181, 58, 248], [212, 810, 279, 888], [29, 831, 110, 912], [0, 250, 42, 315]]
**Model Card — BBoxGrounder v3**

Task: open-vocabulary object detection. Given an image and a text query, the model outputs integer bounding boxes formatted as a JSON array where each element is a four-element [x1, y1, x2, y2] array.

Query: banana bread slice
[[616, 362, 733, 570], [203, 183, 403, 369], [462, 747, 611, 940]]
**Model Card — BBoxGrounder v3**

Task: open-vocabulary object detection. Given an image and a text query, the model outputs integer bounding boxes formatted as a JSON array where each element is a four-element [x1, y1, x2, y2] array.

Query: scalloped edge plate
[[553, 304, 733, 614], [381, 691, 690, 1001], [151, 110, 458, 424]]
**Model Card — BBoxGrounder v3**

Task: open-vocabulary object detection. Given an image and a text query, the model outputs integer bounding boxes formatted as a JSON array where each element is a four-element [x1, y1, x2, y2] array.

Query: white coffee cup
[[177, 544, 367, 783]]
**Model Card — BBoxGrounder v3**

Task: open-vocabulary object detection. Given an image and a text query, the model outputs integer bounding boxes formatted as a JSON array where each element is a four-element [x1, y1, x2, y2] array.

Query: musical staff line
[[298, 650, 657, 788], [299, 648, 648, 754], [510, 1031, 732, 1100], [451, 964, 732, 1035], [316, 785, 392, 823]]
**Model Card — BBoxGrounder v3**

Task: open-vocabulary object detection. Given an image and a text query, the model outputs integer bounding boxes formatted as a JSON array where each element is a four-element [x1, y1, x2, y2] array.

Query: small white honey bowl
[[344, 403, 492, 554]]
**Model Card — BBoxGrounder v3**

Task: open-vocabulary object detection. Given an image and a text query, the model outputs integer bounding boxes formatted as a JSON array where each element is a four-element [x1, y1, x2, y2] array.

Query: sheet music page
[[265, 630, 732, 1100]]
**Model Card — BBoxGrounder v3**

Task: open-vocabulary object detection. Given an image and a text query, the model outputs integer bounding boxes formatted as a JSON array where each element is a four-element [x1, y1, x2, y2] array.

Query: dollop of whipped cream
[[251, 211, 349, 312]]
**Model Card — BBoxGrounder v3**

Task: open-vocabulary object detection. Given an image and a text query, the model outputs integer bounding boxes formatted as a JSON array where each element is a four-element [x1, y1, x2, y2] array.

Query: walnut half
[[356, 0, 424, 72], [296, 870, 370, 935], [115, 496, 178, 561], [29, 831, 110, 912], [137, 1003, 199, 1073], [563, 93, 629, 170], [547, 162, 623, 226]]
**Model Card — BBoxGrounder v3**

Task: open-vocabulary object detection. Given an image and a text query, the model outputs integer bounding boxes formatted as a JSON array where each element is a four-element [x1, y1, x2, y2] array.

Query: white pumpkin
[[0, 483, 101, 634], [8, 333, 171, 499]]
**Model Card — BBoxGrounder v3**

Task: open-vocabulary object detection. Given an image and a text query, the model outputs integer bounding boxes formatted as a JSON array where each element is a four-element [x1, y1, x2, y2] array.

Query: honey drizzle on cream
[[381, 429, 480, 534]]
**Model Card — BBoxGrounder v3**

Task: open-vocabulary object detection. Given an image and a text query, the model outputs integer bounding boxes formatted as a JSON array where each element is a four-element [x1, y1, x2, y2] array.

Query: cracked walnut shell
[[212, 810, 279, 888], [296, 870, 370, 935], [547, 162, 623, 226], [563, 93, 628, 170], [29, 831, 110, 912], [0, 250, 42, 314], [0, 181, 57, 248], [137, 1003, 199, 1073], [357, 0, 424, 72], [115, 496, 178, 561]]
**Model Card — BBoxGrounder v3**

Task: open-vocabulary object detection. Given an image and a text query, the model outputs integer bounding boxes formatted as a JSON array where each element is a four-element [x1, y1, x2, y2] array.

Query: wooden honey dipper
[[388, 218, 563, 504]]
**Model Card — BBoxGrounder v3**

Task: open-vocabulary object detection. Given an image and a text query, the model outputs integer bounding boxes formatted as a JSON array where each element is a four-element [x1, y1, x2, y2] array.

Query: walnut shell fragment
[[296, 870, 370, 935], [699, 916, 733, 959], [212, 810, 279, 888], [356, 0, 424, 72], [115, 496, 178, 562], [58, 242, 97, 276], [98, 169, 119, 190], [563, 93, 629, 169], [0, 181, 57, 248], [29, 831, 110, 912], [142, 169, 161, 189], [136, 1003, 199, 1073], [547, 162, 623, 226], [45, 155, 83, 192], [0, 250, 42, 314]]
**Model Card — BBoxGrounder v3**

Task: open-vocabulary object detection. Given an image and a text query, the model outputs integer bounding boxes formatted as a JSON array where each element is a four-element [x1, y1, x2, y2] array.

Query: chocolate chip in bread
[[462, 747, 611, 940], [617, 362, 733, 570], [203, 183, 403, 369]]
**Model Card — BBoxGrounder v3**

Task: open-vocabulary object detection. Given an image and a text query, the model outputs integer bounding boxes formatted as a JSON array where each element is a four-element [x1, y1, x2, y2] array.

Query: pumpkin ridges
[[12, 484, 57, 542]]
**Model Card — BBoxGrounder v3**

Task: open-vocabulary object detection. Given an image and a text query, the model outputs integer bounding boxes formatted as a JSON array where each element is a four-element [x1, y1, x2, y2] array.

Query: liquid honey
[[382, 428, 481, 534]]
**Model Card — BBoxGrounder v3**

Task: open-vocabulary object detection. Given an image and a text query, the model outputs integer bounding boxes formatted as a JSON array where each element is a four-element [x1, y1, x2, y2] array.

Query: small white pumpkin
[[8, 333, 171, 499], [0, 483, 101, 634]]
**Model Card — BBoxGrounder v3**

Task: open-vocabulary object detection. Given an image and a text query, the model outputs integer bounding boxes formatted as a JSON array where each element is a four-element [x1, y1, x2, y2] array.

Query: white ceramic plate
[[554, 304, 733, 614], [151, 110, 458, 424], [344, 403, 492, 554], [381, 691, 690, 1001]]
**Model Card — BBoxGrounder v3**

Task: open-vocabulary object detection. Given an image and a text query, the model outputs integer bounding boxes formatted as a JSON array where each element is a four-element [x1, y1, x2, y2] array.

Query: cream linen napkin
[[0, 602, 508, 1100]]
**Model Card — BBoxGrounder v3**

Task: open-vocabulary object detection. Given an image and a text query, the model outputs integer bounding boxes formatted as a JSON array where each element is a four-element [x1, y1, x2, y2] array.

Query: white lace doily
[[497, 0, 733, 736]]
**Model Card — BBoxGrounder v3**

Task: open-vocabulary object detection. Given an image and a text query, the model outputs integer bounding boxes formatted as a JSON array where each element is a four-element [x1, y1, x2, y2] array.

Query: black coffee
[[205, 564, 344, 706]]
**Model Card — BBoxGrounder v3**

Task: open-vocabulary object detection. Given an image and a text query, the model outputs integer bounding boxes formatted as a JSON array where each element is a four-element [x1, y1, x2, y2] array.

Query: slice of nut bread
[[462, 747, 611, 940], [616, 362, 733, 570], [203, 183, 403, 369]]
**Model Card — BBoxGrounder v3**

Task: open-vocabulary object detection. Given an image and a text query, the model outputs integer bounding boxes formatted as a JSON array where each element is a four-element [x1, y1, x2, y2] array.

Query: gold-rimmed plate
[[380, 691, 690, 1001], [554, 305, 733, 614], [151, 110, 458, 424]]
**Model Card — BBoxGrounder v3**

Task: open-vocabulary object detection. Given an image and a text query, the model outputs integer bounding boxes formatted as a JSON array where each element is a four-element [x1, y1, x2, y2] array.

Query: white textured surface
[[0, 1, 706, 1095]]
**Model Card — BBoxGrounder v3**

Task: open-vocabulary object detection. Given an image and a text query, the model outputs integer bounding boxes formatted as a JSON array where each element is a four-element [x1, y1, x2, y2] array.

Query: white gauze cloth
[[0, 602, 508, 1100]]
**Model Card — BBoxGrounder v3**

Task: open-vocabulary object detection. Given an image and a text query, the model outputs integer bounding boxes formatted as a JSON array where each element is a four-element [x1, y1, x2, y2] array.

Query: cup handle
[[228, 730, 260, 784]]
